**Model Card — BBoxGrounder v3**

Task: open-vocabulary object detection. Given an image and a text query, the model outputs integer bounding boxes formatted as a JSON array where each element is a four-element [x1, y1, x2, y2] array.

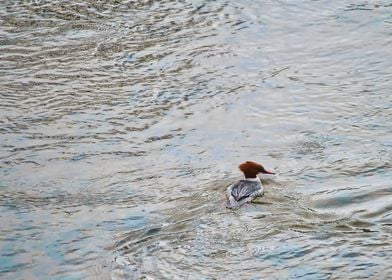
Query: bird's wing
[[231, 181, 261, 202]]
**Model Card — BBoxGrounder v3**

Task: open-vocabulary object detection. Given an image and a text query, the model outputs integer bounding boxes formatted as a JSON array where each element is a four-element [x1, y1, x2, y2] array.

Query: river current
[[1, 1, 391, 279]]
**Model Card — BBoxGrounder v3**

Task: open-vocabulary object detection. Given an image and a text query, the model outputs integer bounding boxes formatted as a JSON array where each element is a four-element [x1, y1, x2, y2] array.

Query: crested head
[[239, 161, 275, 178]]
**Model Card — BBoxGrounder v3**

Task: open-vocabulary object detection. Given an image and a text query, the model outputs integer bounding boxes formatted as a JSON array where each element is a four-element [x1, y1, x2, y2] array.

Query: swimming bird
[[226, 161, 275, 209]]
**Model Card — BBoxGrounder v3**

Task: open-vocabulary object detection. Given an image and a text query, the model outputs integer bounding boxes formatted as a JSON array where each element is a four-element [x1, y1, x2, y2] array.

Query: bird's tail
[[226, 196, 240, 209], [226, 195, 253, 209]]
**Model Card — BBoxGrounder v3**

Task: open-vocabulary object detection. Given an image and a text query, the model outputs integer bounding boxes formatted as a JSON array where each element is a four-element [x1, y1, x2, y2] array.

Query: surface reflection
[[1, 0, 391, 279]]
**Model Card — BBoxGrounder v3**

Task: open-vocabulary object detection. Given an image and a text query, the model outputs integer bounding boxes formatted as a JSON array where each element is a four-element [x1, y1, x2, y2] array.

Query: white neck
[[244, 176, 261, 183]]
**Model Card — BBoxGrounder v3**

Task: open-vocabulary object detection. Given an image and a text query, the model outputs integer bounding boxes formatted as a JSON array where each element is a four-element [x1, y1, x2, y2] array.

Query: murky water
[[1, 0, 391, 279]]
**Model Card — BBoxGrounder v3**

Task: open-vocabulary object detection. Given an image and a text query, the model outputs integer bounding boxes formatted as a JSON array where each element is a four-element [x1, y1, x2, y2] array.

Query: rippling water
[[1, 0, 391, 279]]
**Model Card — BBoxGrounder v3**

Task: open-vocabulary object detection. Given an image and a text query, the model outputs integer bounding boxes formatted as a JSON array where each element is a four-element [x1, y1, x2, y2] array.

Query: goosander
[[226, 161, 275, 209]]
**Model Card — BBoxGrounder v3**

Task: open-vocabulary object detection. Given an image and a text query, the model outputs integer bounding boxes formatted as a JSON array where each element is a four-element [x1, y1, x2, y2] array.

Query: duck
[[226, 161, 275, 209]]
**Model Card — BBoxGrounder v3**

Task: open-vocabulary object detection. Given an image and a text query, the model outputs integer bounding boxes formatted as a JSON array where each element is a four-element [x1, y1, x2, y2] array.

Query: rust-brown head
[[239, 161, 275, 178]]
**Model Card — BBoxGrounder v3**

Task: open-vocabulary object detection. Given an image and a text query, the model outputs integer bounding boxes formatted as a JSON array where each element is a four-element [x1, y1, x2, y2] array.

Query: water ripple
[[1, 0, 392, 279]]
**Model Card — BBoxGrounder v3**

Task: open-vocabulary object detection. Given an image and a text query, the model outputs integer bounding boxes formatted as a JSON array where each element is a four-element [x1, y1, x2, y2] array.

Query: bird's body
[[226, 177, 263, 209], [226, 161, 274, 209]]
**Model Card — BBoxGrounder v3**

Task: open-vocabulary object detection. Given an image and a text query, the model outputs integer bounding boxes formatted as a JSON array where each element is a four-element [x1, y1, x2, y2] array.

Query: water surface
[[1, 0, 391, 279]]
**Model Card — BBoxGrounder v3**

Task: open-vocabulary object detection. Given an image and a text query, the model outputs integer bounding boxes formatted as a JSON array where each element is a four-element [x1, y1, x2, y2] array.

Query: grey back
[[230, 180, 261, 201]]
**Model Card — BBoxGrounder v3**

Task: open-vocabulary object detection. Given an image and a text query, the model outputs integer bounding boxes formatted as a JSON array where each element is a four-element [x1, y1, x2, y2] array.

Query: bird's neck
[[244, 176, 261, 183]]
